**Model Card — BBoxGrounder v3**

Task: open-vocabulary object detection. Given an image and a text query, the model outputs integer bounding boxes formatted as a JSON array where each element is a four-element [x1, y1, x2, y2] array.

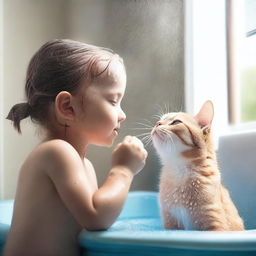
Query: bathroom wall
[[1, 0, 184, 199], [2, 0, 69, 199]]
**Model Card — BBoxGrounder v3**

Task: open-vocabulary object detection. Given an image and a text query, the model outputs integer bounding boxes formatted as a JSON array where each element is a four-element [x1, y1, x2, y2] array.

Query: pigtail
[[6, 103, 31, 133]]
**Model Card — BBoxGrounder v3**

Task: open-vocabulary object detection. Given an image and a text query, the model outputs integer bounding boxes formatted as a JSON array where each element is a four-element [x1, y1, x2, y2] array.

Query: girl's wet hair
[[6, 39, 124, 133]]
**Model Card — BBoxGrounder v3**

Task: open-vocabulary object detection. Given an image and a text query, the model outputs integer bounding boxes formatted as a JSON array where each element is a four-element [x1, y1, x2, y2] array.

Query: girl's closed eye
[[108, 94, 123, 106], [109, 99, 118, 106]]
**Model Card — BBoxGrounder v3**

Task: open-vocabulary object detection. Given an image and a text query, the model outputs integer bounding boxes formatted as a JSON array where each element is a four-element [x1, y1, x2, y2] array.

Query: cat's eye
[[169, 120, 182, 125]]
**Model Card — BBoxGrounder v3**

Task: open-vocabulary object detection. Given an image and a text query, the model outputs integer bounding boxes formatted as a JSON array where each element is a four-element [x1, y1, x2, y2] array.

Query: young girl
[[4, 39, 148, 256]]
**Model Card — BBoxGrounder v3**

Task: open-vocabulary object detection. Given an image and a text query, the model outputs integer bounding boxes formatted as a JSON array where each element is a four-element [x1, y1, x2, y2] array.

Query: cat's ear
[[194, 101, 214, 131]]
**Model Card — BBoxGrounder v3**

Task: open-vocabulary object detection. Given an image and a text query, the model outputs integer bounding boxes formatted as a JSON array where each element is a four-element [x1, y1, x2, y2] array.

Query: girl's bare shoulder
[[33, 139, 78, 157], [28, 139, 83, 173], [37, 139, 77, 154]]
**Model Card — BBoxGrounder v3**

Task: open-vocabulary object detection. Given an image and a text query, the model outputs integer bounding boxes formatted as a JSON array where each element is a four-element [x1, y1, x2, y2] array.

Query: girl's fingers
[[124, 136, 145, 148]]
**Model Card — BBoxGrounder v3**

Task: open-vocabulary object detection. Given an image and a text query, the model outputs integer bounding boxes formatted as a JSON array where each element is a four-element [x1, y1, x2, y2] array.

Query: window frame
[[184, 0, 256, 146]]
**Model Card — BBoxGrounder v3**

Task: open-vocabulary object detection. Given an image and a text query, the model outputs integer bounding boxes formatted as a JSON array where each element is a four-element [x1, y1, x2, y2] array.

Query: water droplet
[[174, 199, 178, 203], [190, 202, 193, 206]]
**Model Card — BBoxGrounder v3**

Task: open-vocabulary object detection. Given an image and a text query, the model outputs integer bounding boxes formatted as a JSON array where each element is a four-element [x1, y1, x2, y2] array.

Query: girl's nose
[[119, 109, 126, 122], [156, 121, 163, 127]]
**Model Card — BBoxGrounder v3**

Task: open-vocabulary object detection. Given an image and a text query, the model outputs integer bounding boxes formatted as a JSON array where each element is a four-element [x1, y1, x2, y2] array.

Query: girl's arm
[[45, 137, 147, 230], [91, 165, 134, 229]]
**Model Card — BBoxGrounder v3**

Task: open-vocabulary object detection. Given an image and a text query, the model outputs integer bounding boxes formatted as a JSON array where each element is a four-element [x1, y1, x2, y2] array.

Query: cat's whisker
[[158, 128, 177, 157], [154, 104, 165, 118], [169, 134, 177, 156], [152, 114, 163, 120], [136, 132, 151, 138], [142, 134, 153, 147], [168, 102, 171, 113], [139, 133, 151, 139], [158, 128, 169, 137], [135, 119, 154, 128], [166, 132, 176, 152], [133, 117, 154, 147], [141, 135, 153, 148], [135, 122, 153, 128], [142, 118, 154, 125], [142, 137, 152, 144], [164, 103, 169, 115], [145, 138, 153, 148], [129, 127, 152, 130], [141, 138, 151, 144]]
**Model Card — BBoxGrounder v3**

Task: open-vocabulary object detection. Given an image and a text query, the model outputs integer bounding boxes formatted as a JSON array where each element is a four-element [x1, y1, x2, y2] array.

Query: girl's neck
[[44, 129, 89, 159]]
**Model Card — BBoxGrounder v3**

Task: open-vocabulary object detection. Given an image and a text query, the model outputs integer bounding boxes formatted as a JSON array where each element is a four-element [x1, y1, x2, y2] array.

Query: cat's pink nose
[[156, 121, 163, 127]]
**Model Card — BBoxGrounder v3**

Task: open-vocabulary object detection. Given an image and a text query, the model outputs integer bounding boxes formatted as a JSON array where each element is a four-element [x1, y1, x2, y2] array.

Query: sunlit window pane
[[240, 15, 256, 122], [228, 0, 256, 124]]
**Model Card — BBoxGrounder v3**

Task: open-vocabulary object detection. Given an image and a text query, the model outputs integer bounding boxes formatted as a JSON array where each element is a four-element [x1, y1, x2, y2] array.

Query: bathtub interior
[[79, 191, 256, 255], [0, 200, 13, 255], [0, 200, 13, 226]]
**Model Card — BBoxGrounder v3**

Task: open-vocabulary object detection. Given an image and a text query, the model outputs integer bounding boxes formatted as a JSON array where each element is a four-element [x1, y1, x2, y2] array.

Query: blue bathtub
[[0, 200, 13, 255], [1, 191, 256, 256]]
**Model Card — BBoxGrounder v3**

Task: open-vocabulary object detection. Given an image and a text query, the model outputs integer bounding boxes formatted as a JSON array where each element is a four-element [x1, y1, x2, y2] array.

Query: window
[[185, 0, 228, 141], [185, 0, 256, 141], [227, 0, 256, 124]]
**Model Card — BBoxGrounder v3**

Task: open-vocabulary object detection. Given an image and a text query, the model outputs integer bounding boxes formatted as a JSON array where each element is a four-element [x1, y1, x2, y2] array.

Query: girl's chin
[[90, 131, 118, 147], [101, 139, 115, 147], [106, 130, 119, 145], [93, 137, 116, 147]]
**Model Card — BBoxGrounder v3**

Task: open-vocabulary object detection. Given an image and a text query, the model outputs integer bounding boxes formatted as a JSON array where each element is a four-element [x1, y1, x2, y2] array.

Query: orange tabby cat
[[152, 101, 244, 231]]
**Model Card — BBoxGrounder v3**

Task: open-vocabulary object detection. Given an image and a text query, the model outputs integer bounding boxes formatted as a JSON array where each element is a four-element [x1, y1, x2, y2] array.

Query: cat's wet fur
[[152, 101, 244, 231]]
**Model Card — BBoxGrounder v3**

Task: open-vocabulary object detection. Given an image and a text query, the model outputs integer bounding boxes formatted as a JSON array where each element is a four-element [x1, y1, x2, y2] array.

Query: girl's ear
[[55, 91, 75, 121], [194, 100, 214, 130]]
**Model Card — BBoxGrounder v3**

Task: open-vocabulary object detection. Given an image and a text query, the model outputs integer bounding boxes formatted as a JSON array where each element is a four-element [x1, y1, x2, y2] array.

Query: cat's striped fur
[[152, 101, 244, 231]]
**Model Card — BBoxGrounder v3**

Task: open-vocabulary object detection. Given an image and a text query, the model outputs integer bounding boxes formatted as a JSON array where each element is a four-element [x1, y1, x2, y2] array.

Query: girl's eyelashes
[[169, 120, 182, 125], [109, 100, 118, 106]]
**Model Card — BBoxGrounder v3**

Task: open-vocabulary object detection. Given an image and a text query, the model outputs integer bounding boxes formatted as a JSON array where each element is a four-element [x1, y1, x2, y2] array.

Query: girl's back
[[4, 140, 92, 256]]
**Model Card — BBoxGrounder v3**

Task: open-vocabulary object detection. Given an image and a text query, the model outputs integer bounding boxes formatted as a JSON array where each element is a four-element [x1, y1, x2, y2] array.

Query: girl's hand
[[112, 136, 148, 175]]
